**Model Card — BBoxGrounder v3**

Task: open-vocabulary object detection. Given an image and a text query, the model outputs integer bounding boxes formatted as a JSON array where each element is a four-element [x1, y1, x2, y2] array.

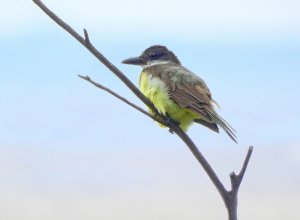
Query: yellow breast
[[139, 71, 170, 115], [139, 71, 199, 131]]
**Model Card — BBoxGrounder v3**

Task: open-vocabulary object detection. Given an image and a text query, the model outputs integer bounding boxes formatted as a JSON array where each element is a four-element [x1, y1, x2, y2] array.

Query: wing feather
[[144, 63, 237, 142]]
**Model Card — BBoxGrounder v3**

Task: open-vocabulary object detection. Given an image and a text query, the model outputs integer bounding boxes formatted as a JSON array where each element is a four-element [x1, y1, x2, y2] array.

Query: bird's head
[[122, 45, 181, 67]]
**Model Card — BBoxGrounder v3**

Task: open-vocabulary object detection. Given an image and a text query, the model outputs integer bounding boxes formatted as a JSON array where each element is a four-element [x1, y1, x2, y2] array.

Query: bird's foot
[[169, 128, 174, 134], [165, 114, 180, 126], [165, 114, 180, 134]]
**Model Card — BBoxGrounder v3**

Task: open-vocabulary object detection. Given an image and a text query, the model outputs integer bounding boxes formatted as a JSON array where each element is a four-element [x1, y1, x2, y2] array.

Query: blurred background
[[1, 0, 299, 219]]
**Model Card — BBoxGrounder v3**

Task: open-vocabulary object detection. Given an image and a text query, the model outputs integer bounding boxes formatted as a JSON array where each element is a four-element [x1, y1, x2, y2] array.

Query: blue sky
[[0, 0, 300, 219], [1, 22, 299, 148]]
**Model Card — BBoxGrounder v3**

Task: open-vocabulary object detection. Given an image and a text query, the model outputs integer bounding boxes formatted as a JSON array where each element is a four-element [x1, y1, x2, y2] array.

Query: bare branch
[[230, 146, 254, 191], [238, 146, 254, 180], [230, 146, 254, 188], [77, 75, 166, 126], [172, 126, 229, 199], [227, 146, 254, 220], [33, 1, 254, 219], [32, 0, 160, 118]]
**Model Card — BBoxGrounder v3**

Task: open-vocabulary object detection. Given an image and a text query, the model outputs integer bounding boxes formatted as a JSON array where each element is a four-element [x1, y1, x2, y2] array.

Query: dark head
[[122, 45, 181, 67]]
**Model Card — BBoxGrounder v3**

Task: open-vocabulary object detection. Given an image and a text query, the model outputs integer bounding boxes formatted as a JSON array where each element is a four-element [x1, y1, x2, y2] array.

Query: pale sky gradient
[[1, 0, 300, 219], [2, 0, 300, 34]]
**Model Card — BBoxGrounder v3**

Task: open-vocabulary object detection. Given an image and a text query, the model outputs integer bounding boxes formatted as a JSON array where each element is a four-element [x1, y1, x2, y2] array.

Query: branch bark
[[33, 1, 254, 219]]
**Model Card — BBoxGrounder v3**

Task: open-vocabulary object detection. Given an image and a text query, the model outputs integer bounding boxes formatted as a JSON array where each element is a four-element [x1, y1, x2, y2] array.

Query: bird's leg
[[165, 113, 180, 134], [169, 128, 175, 134]]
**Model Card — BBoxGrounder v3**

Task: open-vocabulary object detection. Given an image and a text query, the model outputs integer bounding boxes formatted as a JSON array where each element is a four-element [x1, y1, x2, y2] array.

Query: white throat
[[142, 60, 171, 68]]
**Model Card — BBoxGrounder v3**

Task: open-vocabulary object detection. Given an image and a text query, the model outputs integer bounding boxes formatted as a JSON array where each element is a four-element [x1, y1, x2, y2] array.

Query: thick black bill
[[122, 56, 146, 65]]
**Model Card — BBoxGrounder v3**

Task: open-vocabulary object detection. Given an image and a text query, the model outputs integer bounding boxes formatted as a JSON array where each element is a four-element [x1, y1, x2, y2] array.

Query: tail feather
[[204, 107, 238, 143], [194, 118, 219, 133]]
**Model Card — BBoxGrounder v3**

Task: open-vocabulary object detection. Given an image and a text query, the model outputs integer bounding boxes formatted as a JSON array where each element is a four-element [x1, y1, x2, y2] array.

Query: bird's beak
[[122, 56, 146, 65]]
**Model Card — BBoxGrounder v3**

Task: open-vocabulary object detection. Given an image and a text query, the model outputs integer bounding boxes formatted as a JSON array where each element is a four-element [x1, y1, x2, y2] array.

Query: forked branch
[[33, 1, 254, 219]]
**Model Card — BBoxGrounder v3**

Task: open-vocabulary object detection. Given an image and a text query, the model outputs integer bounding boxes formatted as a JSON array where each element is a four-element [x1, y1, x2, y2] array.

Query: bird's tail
[[205, 107, 238, 143]]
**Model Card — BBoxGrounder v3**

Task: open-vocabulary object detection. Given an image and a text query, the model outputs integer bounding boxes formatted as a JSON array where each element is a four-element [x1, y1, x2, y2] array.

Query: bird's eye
[[149, 52, 157, 58]]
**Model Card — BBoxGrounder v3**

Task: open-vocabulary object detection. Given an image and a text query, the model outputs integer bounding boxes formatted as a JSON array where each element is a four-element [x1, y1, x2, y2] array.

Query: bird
[[122, 45, 237, 143]]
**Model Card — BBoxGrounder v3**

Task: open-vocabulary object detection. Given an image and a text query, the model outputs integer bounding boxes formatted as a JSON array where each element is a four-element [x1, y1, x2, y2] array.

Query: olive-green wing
[[144, 63, 237, 142], [164, 66, 237, 143]]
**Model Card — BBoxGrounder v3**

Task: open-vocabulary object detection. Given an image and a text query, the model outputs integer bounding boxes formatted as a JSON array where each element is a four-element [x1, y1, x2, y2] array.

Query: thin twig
[[226, 146, 253, 220], [238, 146, 254, 180], [77, 75, 166, 126], [83, 29, 91, 45], [173, 126, 229, 199], [230, 146, 254, 191]]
